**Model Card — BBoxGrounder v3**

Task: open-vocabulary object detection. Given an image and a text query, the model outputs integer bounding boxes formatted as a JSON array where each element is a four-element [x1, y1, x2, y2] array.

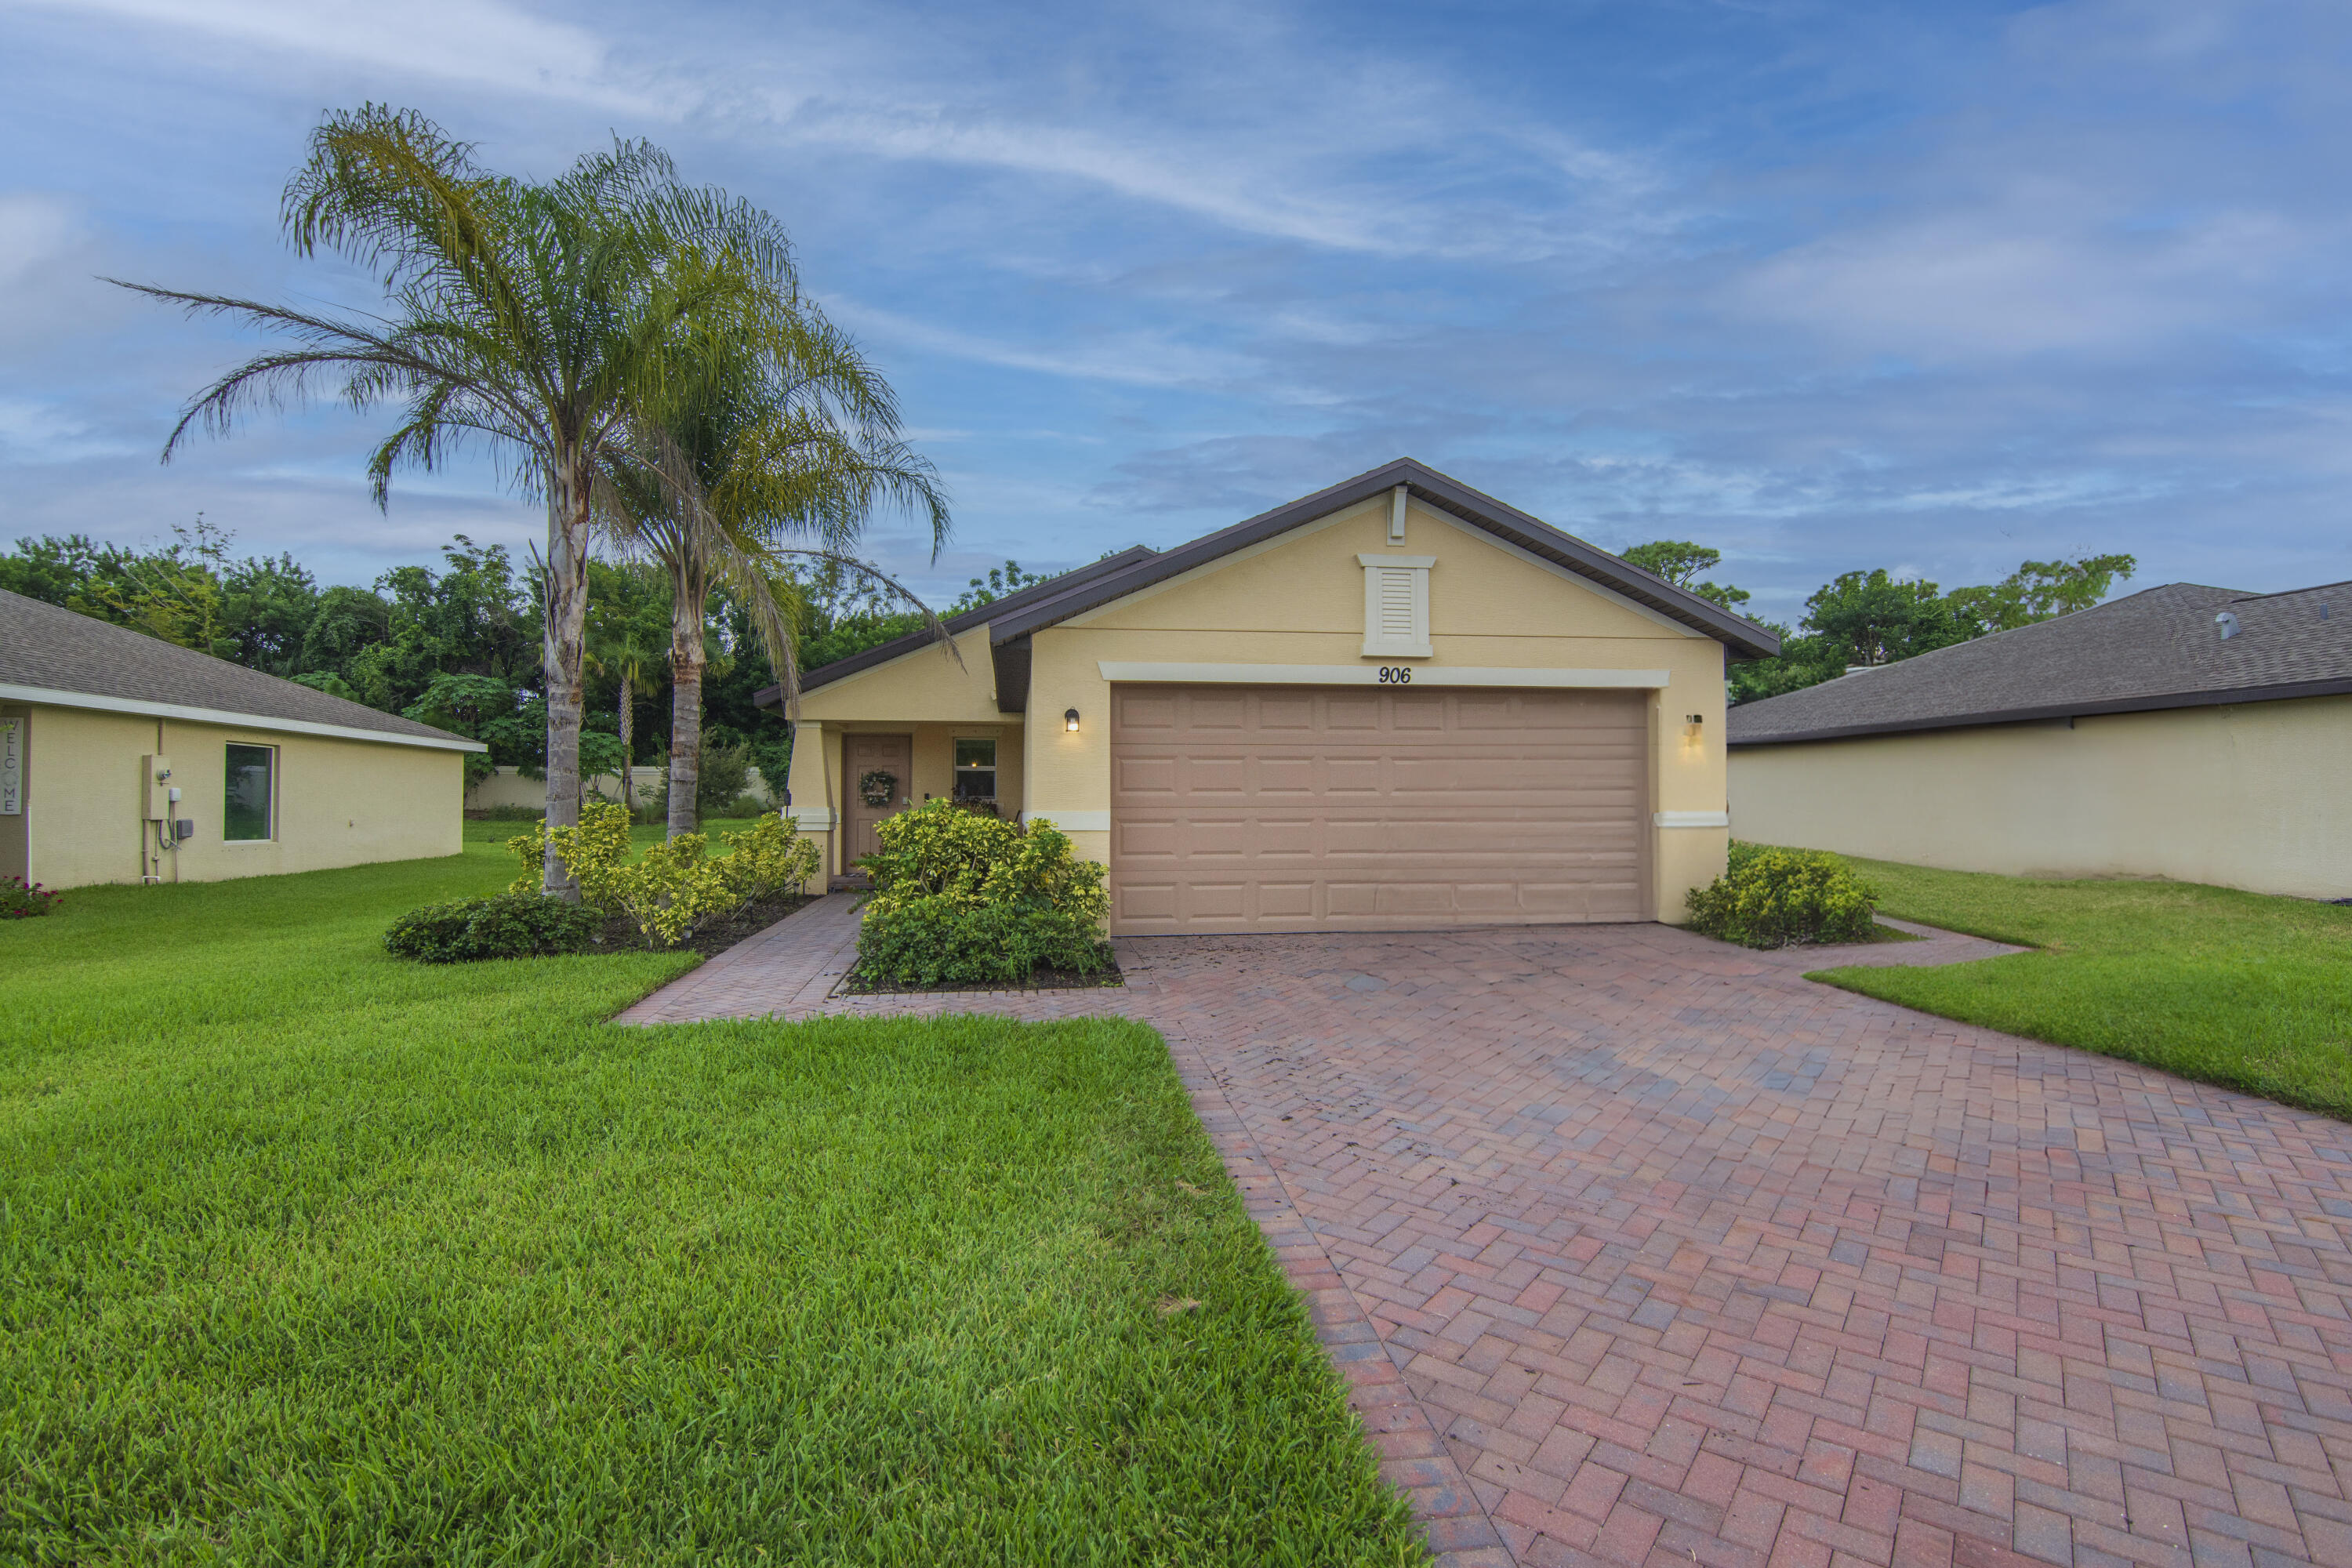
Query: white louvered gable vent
[[1357, 554, 1435, 658]]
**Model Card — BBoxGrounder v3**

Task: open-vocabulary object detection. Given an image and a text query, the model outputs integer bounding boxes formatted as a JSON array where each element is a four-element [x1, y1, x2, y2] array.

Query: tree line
[[1617, 541, 2138, 702], [2, 520, 1040, 810]]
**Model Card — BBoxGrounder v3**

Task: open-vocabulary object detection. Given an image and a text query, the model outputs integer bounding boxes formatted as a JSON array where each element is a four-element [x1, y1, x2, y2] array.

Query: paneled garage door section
[[1109, 684, 1647, 935]]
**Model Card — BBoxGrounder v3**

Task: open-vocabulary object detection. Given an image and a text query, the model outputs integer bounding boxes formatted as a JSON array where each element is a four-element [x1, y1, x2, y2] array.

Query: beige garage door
[[1109, 684, 1649, 935]]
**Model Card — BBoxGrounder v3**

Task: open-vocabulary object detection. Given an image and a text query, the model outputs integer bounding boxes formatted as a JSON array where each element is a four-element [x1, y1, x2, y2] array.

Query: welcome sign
[[2, 717, 19, 815]]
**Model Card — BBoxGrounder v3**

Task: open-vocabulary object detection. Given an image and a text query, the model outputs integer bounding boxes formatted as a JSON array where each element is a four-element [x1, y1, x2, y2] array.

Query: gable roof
[[755, 458, 1780, 713], [1726, 580, 2352, 747], [1, 587, 485, 751]]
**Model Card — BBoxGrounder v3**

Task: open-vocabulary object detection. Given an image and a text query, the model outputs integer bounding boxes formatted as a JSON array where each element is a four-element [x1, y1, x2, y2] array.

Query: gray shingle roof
[[1727, 580, 2352, 746], [1, 587, 481, 749]]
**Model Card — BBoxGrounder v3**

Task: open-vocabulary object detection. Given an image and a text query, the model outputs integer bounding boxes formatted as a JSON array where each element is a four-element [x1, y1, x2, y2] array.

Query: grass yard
[[1, 836, 1423, 1565], [1814, 857, 2352, 1119]]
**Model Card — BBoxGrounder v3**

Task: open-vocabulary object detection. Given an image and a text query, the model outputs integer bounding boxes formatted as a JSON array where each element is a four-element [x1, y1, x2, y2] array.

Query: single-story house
[[758, 459, 1778, 933], [1728, 580, 2352, 899], [2, 586, 483, 890]]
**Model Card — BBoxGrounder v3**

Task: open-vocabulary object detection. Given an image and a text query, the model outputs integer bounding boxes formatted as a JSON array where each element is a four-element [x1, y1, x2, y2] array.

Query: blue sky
[[3, 0, 2348, 622]]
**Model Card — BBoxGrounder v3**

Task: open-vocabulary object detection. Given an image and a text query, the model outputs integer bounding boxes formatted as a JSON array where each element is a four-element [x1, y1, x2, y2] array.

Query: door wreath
[[857, 768, 898, 808]]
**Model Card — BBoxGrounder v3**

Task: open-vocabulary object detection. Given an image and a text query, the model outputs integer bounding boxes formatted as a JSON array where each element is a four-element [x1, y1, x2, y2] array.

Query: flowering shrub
[[2, 875, 60, 918], [853, 800, 1112, 986], [1685, 842, 1879, 949]]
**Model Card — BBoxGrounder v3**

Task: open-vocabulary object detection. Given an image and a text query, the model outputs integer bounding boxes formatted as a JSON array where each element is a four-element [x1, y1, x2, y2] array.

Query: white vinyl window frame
[[1358, 554, 1434, 659], [223, 742, 278, 844]]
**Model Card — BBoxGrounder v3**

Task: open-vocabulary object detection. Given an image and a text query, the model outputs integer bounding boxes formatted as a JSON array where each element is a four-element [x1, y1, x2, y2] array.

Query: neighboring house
[[1728, 581, 2352, 899], [759, 459, 1777, 933], [2, 587, 483, 890]]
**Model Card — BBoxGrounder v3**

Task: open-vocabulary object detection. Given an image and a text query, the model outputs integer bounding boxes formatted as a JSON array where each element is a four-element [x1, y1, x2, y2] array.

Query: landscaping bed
[[0, 833, 1425, 1563], [840, 958, 1127, 996], [602, 887, 812, 959]]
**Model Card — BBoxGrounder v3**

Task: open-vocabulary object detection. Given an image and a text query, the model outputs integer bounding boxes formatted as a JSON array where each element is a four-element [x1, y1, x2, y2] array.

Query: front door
[[843, 732, 914, 868]]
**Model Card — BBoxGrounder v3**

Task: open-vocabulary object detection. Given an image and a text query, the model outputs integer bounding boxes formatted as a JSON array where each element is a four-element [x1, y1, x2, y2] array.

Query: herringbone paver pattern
[[618, 906, 2352, 1568]]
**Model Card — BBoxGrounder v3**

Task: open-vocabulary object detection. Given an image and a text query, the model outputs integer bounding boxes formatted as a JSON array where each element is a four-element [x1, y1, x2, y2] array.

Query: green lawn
[[1, 837, 1422, 1564], [1814, 858, 2352, 1118]]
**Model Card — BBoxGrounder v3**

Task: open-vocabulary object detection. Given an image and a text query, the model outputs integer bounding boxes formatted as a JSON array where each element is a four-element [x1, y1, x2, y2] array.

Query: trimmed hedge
[[1685, 841, 1879, 949], [384, 894, 604, 963], [858, 897, 1112, 989]]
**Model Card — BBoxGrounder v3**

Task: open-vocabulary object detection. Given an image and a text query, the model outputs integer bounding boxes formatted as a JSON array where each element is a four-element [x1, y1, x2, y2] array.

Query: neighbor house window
[[953, 737, 996, 801], [224, 744, 275, 840]]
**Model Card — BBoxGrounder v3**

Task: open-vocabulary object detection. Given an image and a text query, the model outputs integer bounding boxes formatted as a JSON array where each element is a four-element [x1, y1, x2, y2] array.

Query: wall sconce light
[[1683, 713, 1704, 739], [1065, 707, 1081, 732]]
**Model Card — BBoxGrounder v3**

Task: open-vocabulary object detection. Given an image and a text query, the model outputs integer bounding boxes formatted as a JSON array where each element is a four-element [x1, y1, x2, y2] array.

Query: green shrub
[[718, 813, 822, 902], [2, 875, 60, 918], [852, 800, 1112, 987], [856, 897, 1114, 988], [509, 802, 819, 950], [1686, 842, 1879, 949], [383, 894, 604, 962], [698, 745, 752, 814]]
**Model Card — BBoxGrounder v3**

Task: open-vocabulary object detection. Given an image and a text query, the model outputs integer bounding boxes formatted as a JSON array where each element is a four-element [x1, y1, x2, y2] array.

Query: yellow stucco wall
[[1021, 495, 1732, 920], [793, 624, 1004, 724], [16, 702, 466, 889], [1729, 694, 2352, 898]]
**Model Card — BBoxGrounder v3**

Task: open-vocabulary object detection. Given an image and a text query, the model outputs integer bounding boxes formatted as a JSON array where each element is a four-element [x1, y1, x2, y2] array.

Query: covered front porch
[[782, 718, 1026, 884]]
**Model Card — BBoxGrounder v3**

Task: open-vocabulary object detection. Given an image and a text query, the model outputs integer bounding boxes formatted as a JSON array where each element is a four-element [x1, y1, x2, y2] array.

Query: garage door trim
[[1097, 661, 1670, 688]]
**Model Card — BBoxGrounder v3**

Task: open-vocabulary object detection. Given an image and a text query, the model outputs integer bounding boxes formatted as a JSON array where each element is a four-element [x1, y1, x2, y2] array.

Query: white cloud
[[822, 295, 1258, 390], [13, 0, 671, 113]]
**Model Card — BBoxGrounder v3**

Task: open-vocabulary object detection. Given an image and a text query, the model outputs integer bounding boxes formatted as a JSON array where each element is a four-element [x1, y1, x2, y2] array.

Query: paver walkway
[[618, 903, 2352, 1568]]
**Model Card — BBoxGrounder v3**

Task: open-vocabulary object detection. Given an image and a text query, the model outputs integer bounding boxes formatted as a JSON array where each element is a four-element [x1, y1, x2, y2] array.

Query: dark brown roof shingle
[[1, 587, 481, 748], [1726, 580, 2352, 746]]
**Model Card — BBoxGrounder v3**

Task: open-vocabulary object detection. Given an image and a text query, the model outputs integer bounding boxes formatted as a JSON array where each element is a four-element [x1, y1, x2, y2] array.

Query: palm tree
[[602, 319, 950, 836], [116, 105, 801, 895]]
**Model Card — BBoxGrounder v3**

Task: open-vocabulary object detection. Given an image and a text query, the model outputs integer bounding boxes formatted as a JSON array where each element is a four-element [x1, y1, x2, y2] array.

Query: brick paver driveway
[[621, 902, 2352, 1568]]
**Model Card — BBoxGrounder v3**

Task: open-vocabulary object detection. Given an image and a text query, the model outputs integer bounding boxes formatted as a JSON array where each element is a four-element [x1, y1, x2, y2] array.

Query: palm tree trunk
[[542, 457, 590, 897], [618, 678, 634, 819], [666, 641, 703, 839]]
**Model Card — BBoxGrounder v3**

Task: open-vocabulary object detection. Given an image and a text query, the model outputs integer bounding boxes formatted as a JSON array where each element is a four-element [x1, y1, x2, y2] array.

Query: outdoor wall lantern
[[1683, 713, 1704, 739], [1065, 707, 1082, 732]]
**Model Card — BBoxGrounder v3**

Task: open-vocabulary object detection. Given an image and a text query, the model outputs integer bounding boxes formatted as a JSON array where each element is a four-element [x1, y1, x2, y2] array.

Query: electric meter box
[[143, 756, 172, 821]]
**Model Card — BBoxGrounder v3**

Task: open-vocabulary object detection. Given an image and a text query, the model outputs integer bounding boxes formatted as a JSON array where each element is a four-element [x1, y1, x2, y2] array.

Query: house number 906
[[1375, 666, 1414, 684]]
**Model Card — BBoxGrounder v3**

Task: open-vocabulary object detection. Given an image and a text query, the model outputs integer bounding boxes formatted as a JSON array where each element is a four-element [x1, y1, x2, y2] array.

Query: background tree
[[950, 559, 1047, 611], [1618, 539, 1752, 612], [120, 104, 802, 896], [584, 559, 670, 813], [1947, 554, 2136, 632]]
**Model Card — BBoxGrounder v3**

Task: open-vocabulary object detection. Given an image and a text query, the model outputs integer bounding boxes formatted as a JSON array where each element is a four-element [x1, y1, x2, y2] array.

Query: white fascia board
[[1096, 662, 1670, 689], [1654, 811, 1731, 828], [1027, 809, 1111, 832], [0, 683, 488, 752]]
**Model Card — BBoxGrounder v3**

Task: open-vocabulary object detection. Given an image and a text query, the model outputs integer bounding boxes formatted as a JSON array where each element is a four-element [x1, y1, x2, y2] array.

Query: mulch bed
[[591, 892, 815, 960], [839, 963, 1127, 996]]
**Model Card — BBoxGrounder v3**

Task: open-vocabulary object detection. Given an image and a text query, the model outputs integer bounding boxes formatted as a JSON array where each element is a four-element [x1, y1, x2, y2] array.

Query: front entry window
[[953, 737, 996, 802], [225, 744, 275, 840]]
